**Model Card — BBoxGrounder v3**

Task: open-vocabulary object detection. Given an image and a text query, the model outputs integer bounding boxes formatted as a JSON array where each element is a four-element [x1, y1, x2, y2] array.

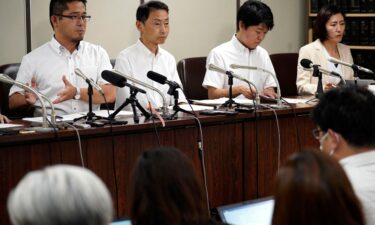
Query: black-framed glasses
[[312, 128, 323, 140], [55, 14, 91, 22]]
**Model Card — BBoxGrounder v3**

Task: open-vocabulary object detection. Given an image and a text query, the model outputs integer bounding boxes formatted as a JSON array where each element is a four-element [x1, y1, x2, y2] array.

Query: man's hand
[[233, 84, 257, 99], [0, 114, 11, 123], [261, 87, 277, 98], [25, 76, 38, 105], [53, 76, 76, 104]]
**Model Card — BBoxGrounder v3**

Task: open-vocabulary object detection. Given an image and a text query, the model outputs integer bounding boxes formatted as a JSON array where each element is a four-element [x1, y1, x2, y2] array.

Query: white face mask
[[319, 132, 329, 152]]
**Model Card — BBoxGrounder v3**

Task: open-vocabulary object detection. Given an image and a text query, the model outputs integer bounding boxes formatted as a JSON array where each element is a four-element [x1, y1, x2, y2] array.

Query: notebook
[[217, 197, 274, 225], [110, 218, 132, 225]]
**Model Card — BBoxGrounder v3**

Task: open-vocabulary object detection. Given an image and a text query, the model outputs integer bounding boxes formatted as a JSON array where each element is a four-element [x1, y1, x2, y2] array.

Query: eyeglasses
[[55, 14, 91, 22], [312, 128, 324, 140]]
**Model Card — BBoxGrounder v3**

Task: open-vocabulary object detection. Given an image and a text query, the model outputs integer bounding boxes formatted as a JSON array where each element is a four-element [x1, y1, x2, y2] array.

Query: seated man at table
[[202, 0, 277, 100], [9, 0, 115, 116], [312, 85, 375, 225], [114, 1, 185, 111]]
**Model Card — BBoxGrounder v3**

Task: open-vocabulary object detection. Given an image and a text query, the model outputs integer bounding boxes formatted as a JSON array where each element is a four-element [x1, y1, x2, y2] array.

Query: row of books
[[342, 19, 375, 46], [352, 51, 375, 79], [311, 18, 375, 46], [311, 0, 375, 13]]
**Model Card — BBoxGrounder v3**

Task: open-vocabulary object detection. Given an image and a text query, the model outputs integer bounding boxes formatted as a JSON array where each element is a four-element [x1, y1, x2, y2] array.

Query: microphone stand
[[109, 85, 151, 124], [221, 71, 237, 109], [306, 65, 323, 103], [74, 83, 103, 126], [168, 84, 195, 120]]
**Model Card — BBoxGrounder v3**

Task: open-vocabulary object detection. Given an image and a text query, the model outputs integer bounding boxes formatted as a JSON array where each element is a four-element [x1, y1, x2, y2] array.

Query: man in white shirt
[[114, 1, 185, 111], [203, 0, 277, 100], [312, 85, 375, 225], [9, 0, 115, 116]]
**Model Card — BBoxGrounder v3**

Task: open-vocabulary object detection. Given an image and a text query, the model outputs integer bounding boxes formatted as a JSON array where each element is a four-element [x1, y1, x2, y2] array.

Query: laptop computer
[[110, 218, 132, 225], [217, 197, 274, 225]]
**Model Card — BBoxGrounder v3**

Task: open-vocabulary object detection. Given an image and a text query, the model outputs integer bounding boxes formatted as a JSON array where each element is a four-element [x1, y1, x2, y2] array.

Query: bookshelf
[[307, 0, 375, 78]]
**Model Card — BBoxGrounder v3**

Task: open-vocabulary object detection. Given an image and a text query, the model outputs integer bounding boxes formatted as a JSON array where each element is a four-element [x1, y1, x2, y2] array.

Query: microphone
[[75, 68, 104, 95], [102, 70, 127, 88], [230, 64, 283, 108], [208, 63, 260, 104], [328, 57, 374, 75], [0, 74, 56, 130], [147, 71, 181, 95], [300, 59, 342, 78], [101, 70, 169, 116], [102, 70, 146, 94]]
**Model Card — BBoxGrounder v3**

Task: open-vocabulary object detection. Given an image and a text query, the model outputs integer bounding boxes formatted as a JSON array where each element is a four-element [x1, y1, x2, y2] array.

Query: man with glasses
[[114, 1, 185, 111], [9, 0, 115, 116], [311, 85, 375, 225]]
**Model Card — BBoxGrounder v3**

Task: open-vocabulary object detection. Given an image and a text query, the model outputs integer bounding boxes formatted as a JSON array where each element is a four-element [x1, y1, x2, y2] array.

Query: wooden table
[[0, 102, 318, 224]]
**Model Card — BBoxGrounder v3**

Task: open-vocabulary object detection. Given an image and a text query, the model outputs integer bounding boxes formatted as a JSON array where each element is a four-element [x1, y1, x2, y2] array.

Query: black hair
[[237, 0, 274, 31], [312, 85, 375, 148], [136, 1, 169, 23], [49, 0, 87, 28], [314, 4, 345, 42]]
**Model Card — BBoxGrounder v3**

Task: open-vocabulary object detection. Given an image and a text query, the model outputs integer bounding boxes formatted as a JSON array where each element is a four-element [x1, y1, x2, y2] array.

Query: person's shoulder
[[79, 41, 108, 54], [254, 45, 269, 55], [159, 47, 176, 60], [117, 43, 139, 57], [24, 42, 51, 59], [337, 42, 351, 51]]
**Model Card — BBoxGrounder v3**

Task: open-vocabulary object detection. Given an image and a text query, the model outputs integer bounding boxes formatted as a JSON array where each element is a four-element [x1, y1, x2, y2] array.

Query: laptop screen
[[110, 218, 132, 225], [217, 197, 274, 225]]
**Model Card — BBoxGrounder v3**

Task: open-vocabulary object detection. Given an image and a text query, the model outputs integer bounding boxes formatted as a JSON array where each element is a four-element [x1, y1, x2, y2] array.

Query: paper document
[[193, 98, 254, 106], [282, 98, 311, 104], [168, 104, 214, 111], [0, 123, 24, 129], [23, 110, 133, 124]]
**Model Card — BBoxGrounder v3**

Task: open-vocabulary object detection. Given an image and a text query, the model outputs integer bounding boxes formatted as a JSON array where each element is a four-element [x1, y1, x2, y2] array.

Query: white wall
[[0, 0, 306, 65], [261, 0, 307, 54], [0, 0, 27, 65]]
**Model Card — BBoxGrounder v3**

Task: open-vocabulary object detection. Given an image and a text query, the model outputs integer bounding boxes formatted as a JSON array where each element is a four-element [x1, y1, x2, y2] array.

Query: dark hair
[[236, 0, 274, 31], [312, 85, 375, 148], [314, 4, 345, 42], [49, 0, 87, 28], [272, 150, 364, 225], [128, 147, 209, 225], [136, 1, 169, 23]]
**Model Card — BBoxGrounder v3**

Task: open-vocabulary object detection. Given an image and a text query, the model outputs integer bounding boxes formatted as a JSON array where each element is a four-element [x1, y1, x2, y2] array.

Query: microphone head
[[147, 71, 167, 84], [300, 59, 313, 69], [101, 70, 127, 88]]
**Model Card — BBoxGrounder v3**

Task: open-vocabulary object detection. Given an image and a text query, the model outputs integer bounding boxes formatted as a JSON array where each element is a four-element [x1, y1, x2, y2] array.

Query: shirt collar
[[136, 39, 162, 57], [340, 150, 375, 167], [50, 36, 81, 56], [231, 34, 255, 54]]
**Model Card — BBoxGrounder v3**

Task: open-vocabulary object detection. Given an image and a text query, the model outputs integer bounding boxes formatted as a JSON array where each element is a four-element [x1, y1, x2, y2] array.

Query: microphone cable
[[182, 88, 211, 215], [62, 121, 84, 167], [102, 92, 121, 217], [280, 97, 302, 151], [259, 104, 281, 171]]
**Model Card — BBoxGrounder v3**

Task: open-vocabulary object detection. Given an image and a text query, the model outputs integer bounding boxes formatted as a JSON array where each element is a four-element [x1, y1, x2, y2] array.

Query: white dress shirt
[[202, 35, 276, 99], [9, 37, 112, 116], [114, 39, 185, 111], [340, 151, 375, 225]]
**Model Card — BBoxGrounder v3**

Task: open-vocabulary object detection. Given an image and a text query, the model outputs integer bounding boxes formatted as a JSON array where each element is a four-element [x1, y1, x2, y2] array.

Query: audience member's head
[[272, 150, 364, 225], [314, 4, 345, 42], [312, 85, 375, 159], [7, 165, 113, 225], [128, 147, 209, 225]]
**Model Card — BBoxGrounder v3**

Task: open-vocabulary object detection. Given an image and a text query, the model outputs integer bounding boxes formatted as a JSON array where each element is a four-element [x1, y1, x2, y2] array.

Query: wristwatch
[[74, 87, 81, 100]]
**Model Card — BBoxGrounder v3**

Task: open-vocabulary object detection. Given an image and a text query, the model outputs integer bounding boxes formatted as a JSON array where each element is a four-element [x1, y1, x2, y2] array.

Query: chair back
[[177, 57, 208, 100], [0, 63, 34, 118], [270, 53, 299, 96]]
